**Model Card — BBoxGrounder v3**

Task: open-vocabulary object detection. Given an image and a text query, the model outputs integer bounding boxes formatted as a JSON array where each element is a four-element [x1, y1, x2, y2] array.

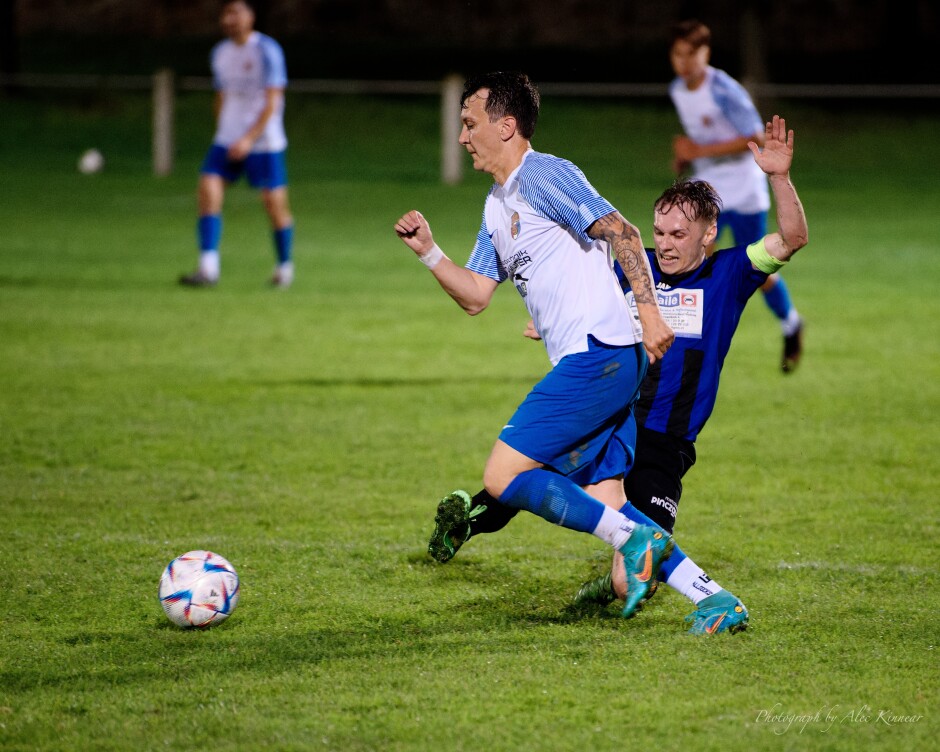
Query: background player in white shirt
[[669, 19, 804, 372], [395, 72, 677, 618], [180, 0, 295, 288]]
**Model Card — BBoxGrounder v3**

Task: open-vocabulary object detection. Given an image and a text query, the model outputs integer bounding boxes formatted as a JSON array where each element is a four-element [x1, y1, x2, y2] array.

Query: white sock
[[275, 261, 294, 285], [665, 556, 724, 605], [593, 506, 636, 549], [781, 308, 801, 336], [199, 250, 220, 280]]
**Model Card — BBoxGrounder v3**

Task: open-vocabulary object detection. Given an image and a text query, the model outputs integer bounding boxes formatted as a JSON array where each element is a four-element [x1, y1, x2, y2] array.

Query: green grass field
[[1, 90, 938, 751]]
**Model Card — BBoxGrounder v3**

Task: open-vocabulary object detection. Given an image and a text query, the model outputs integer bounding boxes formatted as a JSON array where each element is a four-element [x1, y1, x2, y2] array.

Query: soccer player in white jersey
[[395, 72, 678, 618], [180, 0, 295, 288], [669, 19, 804, 372]]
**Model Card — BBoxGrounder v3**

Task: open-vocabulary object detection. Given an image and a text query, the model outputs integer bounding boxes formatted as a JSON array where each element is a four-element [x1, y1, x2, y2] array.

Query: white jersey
[[466, 150, 641, 366], [211, 31, 287, 153], [669, 65, 769, 214]]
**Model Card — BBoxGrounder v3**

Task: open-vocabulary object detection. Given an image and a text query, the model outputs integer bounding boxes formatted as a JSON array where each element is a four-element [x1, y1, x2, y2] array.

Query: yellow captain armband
[[746, 238, 788, 274]]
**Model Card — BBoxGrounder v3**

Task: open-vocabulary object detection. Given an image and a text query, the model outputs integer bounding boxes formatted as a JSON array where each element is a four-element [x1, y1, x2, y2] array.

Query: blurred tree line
[[3, 0, 937, 84]]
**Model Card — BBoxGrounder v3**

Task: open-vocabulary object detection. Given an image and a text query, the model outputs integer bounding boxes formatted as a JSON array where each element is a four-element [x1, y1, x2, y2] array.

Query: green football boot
[[574, 572, 661, 608], [618, 525, 673, 618], [574, 571, 617, 606], [427, 490, 476, 563], [685, 591, 749, 635]]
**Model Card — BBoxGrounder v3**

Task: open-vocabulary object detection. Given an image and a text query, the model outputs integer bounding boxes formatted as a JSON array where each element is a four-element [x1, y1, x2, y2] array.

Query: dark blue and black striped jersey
[[616, 247, 768, 442]]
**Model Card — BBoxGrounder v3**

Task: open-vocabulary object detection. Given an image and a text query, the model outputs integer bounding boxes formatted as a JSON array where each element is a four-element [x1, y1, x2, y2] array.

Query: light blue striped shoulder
[[710, 68, 762, 135], [516, 151, 614, 238], [257, 33, 288, 88]]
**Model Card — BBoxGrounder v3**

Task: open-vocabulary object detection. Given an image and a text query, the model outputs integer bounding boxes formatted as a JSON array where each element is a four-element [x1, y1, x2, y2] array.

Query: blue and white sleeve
[[518, 155, 616, 242], [712, 70, 763, 138], [260, 35, 288, 89], [210, 43, 224, 90], [465, 214, 506, 283]]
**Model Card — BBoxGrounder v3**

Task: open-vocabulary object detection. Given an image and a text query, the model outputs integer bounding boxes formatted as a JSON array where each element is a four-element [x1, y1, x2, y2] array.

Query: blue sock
[[273, 225, 294, 265], [619, 500, 687, 581], [763, 276, 793, 321], [198, 214, 222, 252], [499, 468, 605, 535]]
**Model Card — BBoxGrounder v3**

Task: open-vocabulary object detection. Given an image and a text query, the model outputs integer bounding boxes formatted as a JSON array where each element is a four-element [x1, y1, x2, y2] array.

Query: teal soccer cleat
[[618, 525, 673, 618], [685, 591, 749, 635], [574, 572, 660, 608], [427, 490, 475, 563]]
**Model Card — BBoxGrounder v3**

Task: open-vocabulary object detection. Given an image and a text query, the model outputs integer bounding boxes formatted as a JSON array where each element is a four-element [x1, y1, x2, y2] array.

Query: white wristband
[[418, 244, 446, 270]]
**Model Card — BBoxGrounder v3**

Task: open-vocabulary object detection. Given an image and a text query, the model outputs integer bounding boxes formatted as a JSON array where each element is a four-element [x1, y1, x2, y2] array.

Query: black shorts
[[624, 427, 696, 533]]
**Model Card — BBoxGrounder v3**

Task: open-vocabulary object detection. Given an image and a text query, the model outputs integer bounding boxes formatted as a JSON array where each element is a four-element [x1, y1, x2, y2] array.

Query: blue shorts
[[717, 210, 767, 247], [200, 145, 288, 189], [499, 337, 647, 487]]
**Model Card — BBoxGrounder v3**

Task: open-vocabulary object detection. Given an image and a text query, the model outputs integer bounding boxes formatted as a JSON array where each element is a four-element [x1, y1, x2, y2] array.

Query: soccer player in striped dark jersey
[[180, 0, 295, 288], [395, 71, 676, 618], [669, 19, 804, 372]]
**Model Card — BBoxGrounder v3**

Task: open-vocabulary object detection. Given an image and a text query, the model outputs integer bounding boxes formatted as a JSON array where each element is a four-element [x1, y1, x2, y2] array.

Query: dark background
[[2, 0, 938, 84]]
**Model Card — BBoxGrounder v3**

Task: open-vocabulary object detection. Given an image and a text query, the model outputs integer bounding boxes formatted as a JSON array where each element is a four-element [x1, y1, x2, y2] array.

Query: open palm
[[749, 115, 794, 176]]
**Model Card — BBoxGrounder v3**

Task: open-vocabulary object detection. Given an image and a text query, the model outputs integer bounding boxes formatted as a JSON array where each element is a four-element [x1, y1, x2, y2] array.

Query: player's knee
[[261, 189, 290, 219], [482, 469, 511, 500]]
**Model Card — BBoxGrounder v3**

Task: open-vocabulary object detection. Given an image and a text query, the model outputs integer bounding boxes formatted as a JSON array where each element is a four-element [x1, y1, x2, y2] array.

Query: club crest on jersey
[[510, 212, 521, 240]]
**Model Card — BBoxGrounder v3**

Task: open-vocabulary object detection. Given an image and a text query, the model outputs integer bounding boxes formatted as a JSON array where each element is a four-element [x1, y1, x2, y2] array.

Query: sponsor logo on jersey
[[504, 249, 532, 278]]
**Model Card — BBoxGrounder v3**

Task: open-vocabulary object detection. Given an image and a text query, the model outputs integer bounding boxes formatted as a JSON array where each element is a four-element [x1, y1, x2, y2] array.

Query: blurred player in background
[[180, 0, 295, 288], [669, 19, 803, 372], [395, 71, 676, 619]]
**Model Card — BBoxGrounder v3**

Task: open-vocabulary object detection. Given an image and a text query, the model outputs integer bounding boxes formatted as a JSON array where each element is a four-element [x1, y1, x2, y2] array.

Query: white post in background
[[440, 74, 463, 185], [152, 68, 175, 177]]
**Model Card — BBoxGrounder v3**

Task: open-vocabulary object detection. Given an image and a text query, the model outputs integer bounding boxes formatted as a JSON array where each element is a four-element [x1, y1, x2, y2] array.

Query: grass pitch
[[0, 91, 938, 751]]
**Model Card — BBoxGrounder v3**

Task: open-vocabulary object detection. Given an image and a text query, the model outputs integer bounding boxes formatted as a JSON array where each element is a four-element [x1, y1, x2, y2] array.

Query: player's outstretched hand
[[394, 210, 435, 256], [749, 115, 794, 177]]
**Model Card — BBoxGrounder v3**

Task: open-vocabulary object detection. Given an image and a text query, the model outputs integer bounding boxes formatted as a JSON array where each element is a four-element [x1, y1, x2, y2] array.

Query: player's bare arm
[[748, 116, 809, 262], [587, 211, 675, 362], [394, 210, 497, 315], [674, 133, 763, 163]]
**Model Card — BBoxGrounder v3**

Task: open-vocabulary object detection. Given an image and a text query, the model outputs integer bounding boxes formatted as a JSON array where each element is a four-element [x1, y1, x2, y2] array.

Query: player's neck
[[230, 29, 254, 45], [685, 69, 707, 90], [491, 142, 531, 186]]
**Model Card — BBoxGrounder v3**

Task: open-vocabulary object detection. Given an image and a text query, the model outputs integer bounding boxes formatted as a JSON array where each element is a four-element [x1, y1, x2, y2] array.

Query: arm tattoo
[[589, 212, 657, 304]]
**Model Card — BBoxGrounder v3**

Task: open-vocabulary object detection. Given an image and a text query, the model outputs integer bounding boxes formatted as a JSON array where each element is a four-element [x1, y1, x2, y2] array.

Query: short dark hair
[[654, 179, 722, 224], [671, 19, 711, 50], [461, 72, 540, 139]]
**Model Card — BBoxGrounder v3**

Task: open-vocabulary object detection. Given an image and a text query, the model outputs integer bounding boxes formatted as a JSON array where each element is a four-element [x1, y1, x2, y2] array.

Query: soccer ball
[[77, 148, 104, 174], [159, 550, 240, 628]]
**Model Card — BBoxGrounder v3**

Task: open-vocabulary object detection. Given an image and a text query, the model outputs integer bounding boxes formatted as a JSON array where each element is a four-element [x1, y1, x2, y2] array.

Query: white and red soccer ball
[[159, 550, 240, 628]]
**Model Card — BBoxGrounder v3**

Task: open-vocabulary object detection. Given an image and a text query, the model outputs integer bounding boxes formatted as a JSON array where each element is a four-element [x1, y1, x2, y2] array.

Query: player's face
[[459, 90, 506, 177], [652, 202, 715, 275], [220, 1, 255, 42], [670, 40, 709, 88]]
